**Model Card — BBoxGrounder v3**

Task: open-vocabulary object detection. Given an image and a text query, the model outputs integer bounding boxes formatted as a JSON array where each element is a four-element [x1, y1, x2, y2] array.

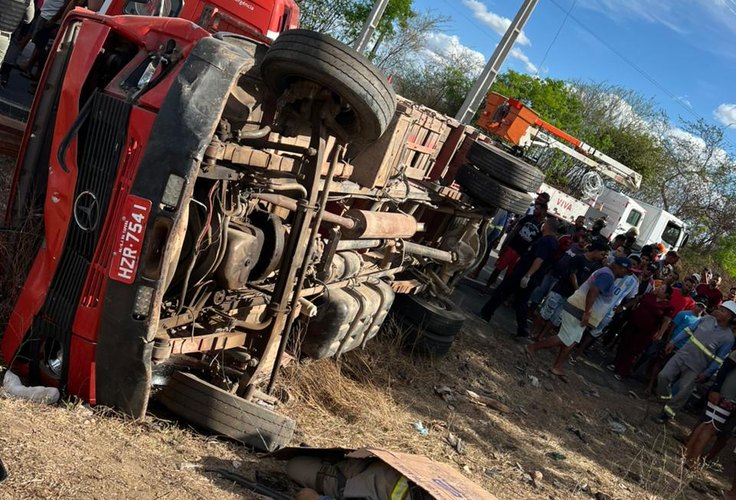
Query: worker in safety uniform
[[288, 455, 428, 500], [654, 300, 736, 423]]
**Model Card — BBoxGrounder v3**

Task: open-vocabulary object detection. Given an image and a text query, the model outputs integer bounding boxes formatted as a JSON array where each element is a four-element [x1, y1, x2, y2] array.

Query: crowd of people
[[473, 195, 736, 490]]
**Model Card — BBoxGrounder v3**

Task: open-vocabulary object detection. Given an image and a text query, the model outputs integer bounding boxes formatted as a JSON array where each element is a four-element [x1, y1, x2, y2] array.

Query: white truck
[[586, 188, 687, 250]]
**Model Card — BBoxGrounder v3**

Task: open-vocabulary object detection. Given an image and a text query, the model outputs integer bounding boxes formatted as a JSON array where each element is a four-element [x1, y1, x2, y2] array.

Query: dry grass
[[0, 394, 281, 499], [278, 312, 733, 499]]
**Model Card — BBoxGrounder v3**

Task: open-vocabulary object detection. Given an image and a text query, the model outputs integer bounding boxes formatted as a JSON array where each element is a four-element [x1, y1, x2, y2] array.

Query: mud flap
[[95, 37, 254, 417]]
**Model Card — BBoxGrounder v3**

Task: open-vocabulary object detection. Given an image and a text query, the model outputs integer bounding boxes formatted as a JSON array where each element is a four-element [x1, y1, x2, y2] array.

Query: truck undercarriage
[[1, 11, 546, 452]]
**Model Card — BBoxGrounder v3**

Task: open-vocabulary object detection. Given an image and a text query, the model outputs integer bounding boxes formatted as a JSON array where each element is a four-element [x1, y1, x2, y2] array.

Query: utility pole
[[353, 0, 390, 54], [455, 0, 539, 124]]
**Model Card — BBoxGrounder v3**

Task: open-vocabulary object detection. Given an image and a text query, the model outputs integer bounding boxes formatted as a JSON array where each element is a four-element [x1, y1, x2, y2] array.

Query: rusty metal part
[[204, 139, 355, 178], [205, 140, 298, 173], [401, 241, 455, 263], [266, 139, 346, 394], [299, 265, 408, 297], [154, 330, 249, 361], [335, 239, 381, 251], [341, 210, 418, 239], [236, 103, 330, 396], [252, 193, 356, 229]]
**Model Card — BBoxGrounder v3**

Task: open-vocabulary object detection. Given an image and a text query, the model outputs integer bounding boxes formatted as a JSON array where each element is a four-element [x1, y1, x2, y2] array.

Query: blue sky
[[413, 0, 736, 136]]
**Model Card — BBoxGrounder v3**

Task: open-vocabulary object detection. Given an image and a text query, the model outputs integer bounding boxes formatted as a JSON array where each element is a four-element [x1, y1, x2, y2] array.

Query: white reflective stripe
[[266, 30, 279, 40]]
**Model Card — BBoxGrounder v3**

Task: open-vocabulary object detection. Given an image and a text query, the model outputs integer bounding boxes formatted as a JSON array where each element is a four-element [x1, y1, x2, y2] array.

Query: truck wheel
[[468, 141, 545, 192], [393, 294, 464, 335], [455, 164, 533, 214], [405, 327, 455, 358], [261, 29, 396, 142], [158, 371, 295, 452]]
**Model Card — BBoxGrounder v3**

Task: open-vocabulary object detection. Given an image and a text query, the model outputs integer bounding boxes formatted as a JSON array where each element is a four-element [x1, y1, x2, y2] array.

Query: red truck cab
[[98, 0, 298, 41]]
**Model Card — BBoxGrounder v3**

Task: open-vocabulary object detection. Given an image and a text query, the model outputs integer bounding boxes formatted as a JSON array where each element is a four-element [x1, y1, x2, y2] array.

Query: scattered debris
[[627, 390, 640, 400], [446, 433, 466, 454], [567, 426, 588, 444], [232, 460, 242, 469], [546, 452, 567, 461], [528, 375, 541, 388], [413, 421, 429, 436], [607, 415, 627, 435], [625, 471, 642, 483], [434, 386, 457, 404], [532, 470, 544, 488], [465, 389, 511, 414], [584, 389, 600, 398], [483, 467, 500, 478], [178, 462, 201, 471]]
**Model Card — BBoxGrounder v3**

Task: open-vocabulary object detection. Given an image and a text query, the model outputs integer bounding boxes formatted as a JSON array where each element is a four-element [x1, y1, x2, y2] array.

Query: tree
[[393, 58, 475, 116], [298, 0, 415, 46]]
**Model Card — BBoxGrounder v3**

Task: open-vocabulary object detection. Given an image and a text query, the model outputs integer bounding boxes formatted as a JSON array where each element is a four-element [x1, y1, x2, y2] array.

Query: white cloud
[[423, 32, 486, 76], [460, 0, 537, 74], [509, 48, 538, 73], [714, 103, 736, 126], [461, 0, 531, 46]]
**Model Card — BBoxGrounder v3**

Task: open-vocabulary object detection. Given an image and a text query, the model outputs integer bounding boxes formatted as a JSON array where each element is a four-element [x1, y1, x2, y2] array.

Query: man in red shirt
[[670, 276, 697, 315], [696, 275, 724, 312]]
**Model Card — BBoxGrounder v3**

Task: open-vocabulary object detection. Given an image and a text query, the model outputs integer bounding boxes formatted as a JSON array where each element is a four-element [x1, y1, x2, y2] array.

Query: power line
[[536, 0, 578, 74], [546, 0, 702, 122]]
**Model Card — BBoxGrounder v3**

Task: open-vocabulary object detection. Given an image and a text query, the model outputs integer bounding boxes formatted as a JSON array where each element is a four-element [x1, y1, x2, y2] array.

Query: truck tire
[[455, 164, 532, 214], [393, 294, 465, 336], [159, 371, 295, 452], [406, 328, 455, 358], [261, 29, 396, 142], [468, 141, 545, 192]]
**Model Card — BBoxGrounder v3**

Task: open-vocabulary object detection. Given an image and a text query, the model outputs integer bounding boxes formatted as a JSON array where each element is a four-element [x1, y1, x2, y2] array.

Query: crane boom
[[477, 92, 642, 190]]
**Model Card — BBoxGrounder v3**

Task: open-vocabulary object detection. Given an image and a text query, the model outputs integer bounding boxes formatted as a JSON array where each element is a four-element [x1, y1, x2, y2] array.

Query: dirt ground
[[1, 282, 733, 499], [0, 147, 732, 499]]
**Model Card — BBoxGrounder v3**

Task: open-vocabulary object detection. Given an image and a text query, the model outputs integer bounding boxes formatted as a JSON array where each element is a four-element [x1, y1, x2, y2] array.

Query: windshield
[[662, 221, 682, 247]]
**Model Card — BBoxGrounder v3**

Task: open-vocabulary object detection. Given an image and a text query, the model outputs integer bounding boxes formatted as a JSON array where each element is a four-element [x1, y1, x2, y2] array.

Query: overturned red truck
[[1, 0, 544, 451]]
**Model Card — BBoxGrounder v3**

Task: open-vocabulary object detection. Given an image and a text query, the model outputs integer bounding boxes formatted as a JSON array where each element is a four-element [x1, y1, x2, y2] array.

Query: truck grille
[[27, 92, 131, 383]]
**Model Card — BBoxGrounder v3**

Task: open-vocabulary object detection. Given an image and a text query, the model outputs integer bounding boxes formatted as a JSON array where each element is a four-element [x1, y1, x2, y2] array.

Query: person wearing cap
[[654, 300, 736, 423], [610, 284, 674, 380], [572, 255, 642, 360], [696, 274, 724, 312], [524, 257, 632, 376], [530, 241, 607, 341], [481, 216, 564, 338]]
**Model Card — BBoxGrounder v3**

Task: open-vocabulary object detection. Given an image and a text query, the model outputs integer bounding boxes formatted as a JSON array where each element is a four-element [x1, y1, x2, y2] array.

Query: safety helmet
[[721, 300, 736, 317]]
